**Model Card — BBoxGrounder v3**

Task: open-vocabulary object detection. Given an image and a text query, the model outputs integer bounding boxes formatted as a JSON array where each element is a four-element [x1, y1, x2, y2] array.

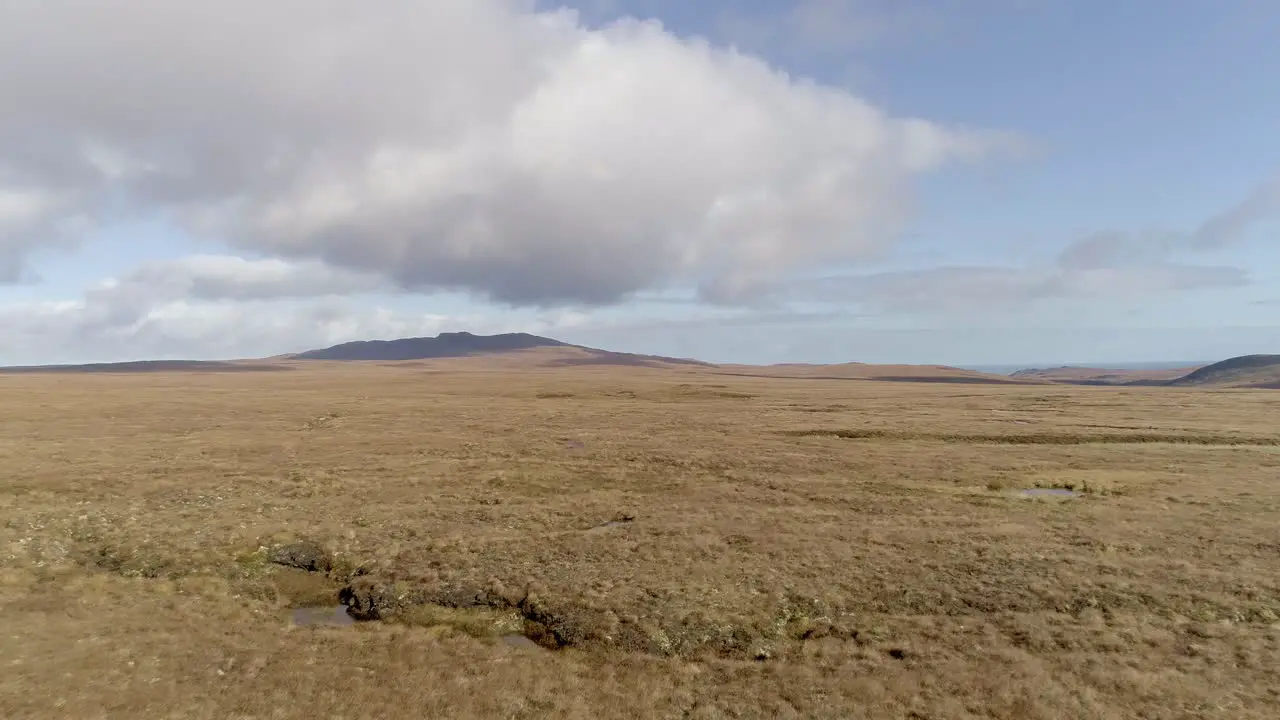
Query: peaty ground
[[2, 362, 1279, 719]]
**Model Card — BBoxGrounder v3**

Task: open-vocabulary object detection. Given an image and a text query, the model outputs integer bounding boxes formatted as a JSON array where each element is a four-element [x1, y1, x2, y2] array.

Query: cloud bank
[[0, 0, 1010, 306], [799, 179, 1276, 313], [0, 256, 588, 365]]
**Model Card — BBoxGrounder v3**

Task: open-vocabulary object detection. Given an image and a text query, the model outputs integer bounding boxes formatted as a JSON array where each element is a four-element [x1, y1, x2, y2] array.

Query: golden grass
[[3, 363, 1280, 718]]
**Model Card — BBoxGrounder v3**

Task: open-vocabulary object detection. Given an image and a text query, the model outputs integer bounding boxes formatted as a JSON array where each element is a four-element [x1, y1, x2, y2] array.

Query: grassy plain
[[2, 360, 1279, 719]]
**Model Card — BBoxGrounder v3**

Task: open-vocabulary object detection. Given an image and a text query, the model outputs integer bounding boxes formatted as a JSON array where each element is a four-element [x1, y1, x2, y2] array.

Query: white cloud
[[0, 298, 451, 365], [0, 249, 1267, 367], [44, 255, 385, 334], [0, 0, 1011, 307], [796, 179, 1276, 315], [106, 255, 385, 302], [578, 323, 1280, 367], [0, 254, 600, 365], [0, 190, 51, 228], [799, 263, 1246, 314], [785, 0, 939, 52], [0, 188, 71, 280], [1191, 177, 1280, 249], [713, 0, 1037, 62], [1058, 178, 1280, 270]]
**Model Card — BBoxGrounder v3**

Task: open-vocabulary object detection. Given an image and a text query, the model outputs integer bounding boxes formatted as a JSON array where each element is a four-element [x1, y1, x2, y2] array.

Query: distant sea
[[965, 361, 1208, 376]]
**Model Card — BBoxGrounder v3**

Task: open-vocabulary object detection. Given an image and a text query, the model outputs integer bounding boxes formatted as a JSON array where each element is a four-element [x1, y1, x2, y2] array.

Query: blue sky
[[0, 0, 1276, 366]]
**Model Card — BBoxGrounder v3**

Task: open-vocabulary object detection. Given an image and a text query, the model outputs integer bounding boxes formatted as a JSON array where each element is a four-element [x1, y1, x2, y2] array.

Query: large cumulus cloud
[[0, 0, 1010, 305]]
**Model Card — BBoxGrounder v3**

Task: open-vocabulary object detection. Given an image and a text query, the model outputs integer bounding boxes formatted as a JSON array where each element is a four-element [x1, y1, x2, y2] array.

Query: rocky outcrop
[[269, 541, 332, 573]]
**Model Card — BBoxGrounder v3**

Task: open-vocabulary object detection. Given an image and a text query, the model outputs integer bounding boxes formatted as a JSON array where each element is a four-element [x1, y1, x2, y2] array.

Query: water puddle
[[501, 634, 545, 651], [292, 605, 356, 627], [1021, 488, 1080, 498]]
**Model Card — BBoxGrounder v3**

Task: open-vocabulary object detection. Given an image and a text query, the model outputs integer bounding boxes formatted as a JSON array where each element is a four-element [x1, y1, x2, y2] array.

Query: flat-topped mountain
[[292, 335, 1027, 382], [292, 331, 570, 361], [290, 332, 713, 368]]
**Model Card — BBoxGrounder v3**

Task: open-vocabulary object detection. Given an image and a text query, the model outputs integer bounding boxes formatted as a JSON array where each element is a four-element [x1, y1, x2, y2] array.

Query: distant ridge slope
[[293, 331, 568, 361], [0, 360, 289, 374], [1166, 354, 1280, 388], [714, 362, 1030, 385], [291, 332, 714, 368], [293, 334, 1030, 381], [1009, 365, 1201, 385]]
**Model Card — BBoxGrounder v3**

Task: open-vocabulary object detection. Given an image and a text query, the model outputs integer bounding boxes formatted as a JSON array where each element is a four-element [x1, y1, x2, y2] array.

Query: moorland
[[2, 349, 1279, 719]]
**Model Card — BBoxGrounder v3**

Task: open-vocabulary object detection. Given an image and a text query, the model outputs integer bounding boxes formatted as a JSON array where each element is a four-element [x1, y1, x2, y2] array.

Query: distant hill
[[8, 336, 1273, 388], [293, 331, 569, 361], [715, 362, 1032, 385], [1166, 355, 1280, 388], [291, 335, 1055, 382], [291, 332, 714, 368], [1006, 355, 1280, 388], [0, 360, 290, 374], [1009, 365, 1201, 386]]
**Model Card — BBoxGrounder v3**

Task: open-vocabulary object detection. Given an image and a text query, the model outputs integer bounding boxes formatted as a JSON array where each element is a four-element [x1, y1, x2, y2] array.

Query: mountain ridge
[[290, 331, 715, 369], [0, 332, 1273, 387], [1008, 365, 1202, 385], [291, 331, 570, 361], [0, 360, 291, 374], [1007, 355, 1280, 388], [1166, 354, 1280, 388]]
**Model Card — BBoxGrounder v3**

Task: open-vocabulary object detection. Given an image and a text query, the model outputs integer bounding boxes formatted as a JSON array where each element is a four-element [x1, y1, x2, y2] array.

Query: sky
[[0, 0, 1277, 367]]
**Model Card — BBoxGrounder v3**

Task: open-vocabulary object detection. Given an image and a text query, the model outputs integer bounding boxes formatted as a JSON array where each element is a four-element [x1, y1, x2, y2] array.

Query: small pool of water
[[1021, 488, 1080, 497], [501, 634, 544, 650], [292, 605, 355, 627]]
